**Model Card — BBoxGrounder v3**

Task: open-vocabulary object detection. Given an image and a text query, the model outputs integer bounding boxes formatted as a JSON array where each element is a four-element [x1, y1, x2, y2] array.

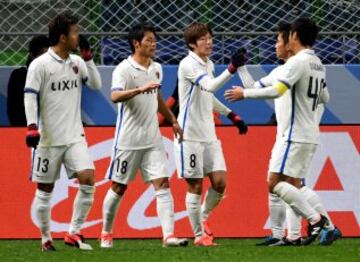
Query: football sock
[[300, 186, 335, 230], [273, 182, 320, 225], [68, 185, 95, 234], [155, 188, 175, 239], [286, 204, 302, 240], [34, 189, 52, 244], [102, 188, 122, 234], [186, 192, 203, 238], [201, 187, 224, 222], [269, 193, 286, 239]]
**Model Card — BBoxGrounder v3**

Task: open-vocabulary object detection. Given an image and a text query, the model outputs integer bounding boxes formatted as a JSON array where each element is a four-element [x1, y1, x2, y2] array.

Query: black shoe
[[302, 215, 328, 246], [269, 237, 302, 246], [256, 236, 281, 246]]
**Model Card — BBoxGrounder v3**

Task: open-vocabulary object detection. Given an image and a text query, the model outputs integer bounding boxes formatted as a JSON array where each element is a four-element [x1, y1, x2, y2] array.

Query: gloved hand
[[26, 124, 40, 148], [227, 48, 247, 74], [79, 35, 93, 61], [227, 112, 248, 134]]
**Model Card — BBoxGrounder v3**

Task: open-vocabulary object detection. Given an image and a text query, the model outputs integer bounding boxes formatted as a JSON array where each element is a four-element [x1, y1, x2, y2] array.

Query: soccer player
[[100, 23, 188, 248], [175, 22, 247, 246], [236, 22, 341, 246], [158, 80, 249, 130], [24, 12, 102, 251], [225, 18, 331, 245]]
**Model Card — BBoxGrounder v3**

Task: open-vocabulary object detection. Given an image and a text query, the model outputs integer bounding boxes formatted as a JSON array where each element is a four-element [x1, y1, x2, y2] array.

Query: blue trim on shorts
[[279, 86, 296, 173], [180, 83, 195, 177], [280, 141, 291, 173], [109, 103, 124, 179]]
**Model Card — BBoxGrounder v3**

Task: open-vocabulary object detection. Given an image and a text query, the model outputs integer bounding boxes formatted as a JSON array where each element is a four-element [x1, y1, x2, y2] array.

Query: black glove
[[79, 35, 93, 61], [26, 124, 40, 148], [228, 112, 248, 135], [228, 48, 247, 74]]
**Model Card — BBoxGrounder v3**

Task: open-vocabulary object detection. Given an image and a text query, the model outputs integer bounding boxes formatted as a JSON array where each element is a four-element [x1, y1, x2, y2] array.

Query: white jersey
[[25, 48, 92, 146], [177, 51, 218, 142], [256, 65, 291, 139], [111, 56, 163, 150], [275, 49, 327, 144]]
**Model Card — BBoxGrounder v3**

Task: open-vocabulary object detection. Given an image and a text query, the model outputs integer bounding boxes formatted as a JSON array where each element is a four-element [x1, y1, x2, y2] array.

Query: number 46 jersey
[[276, 49, 329, 144]]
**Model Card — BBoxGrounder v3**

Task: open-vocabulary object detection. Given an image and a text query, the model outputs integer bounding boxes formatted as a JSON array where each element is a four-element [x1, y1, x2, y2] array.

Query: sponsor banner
[[0, 126, 359, 238]]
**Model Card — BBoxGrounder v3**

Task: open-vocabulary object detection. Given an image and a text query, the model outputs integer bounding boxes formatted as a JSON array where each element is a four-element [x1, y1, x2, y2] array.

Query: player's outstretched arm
[[157, 91, 183, 142], [79, 35, 102, 90], [110, 82, 160, 103], [188, 48, 247, 93], [225, 82, 286, 102]]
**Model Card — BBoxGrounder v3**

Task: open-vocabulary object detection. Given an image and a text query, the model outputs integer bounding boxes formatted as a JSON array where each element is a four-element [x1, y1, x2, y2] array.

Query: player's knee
[[186, 178, 203, 194], [212, 180, 226, 193], [77, 169, 95, 185], [151, 177, 169, 190], [37, 183, 54, 193], [111, 182, 127, 196]]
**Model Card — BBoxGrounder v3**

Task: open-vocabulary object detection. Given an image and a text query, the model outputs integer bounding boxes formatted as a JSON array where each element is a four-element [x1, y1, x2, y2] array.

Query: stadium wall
[[1, 65, 360, 125], [0, 126, 358, 238]]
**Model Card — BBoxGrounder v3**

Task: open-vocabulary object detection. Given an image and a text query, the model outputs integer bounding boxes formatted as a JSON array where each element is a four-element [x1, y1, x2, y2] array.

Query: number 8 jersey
[[275, 49, 329, 144]]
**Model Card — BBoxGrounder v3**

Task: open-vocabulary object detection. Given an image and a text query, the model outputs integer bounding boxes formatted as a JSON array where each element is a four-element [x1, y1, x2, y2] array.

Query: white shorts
[[269, 139, 317, 179], [31, 140, 94, 184], [174, 140, 226, 179], [107, 146, 168, 184]]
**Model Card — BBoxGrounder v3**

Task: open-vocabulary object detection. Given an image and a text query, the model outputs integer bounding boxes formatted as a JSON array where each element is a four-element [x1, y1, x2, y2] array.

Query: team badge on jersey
[[72, 66, 79, 74]]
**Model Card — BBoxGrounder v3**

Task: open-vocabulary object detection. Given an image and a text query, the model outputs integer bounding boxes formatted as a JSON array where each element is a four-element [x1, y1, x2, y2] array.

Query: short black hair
[[48, 12, 78, 46], [277, 22, 291, 44], [128, 23, 156, 53], [29, 35, 49, 57], [26, 35, 49, 66], [291, 17, 319, 47]]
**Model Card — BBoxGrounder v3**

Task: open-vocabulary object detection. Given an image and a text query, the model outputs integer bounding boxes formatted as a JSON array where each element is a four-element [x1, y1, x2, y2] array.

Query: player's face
[[275, 33, 289, 60], [137, 31, 157, 58], [64, 24, 80, 52], [194, 32, 213, 58]]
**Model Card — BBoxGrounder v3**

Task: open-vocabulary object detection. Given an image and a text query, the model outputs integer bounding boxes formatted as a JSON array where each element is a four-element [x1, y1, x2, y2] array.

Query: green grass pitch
[[1, 238, 359, 262]]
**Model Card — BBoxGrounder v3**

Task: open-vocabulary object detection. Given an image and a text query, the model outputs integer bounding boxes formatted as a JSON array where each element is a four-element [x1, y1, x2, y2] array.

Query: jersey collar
[[298, 48, 315, 56], [189, 51, 208, 66], [127, 55, 154, 72], [48, 48, 73, 64]]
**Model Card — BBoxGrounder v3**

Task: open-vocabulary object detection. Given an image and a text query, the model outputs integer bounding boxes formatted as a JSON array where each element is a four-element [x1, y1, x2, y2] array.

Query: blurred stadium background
[[0, 0, 359, 65]]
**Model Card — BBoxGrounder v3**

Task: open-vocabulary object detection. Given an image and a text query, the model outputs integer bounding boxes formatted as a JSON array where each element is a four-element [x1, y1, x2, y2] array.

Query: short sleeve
[[111, 65, 128, 91]]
